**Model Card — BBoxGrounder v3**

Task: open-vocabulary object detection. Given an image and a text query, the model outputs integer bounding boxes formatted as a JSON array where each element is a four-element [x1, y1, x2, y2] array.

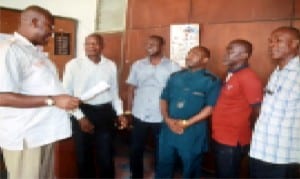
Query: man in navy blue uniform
[[156, 46, 221, 178]]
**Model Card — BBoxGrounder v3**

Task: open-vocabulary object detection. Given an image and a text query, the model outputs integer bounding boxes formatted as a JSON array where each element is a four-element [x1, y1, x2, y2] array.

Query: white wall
[[0, 0, 97, 57]]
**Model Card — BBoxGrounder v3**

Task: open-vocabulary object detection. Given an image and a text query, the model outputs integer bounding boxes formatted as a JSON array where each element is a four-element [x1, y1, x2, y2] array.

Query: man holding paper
[[63, 33, 126, 178], [0, 5, 80, 179]]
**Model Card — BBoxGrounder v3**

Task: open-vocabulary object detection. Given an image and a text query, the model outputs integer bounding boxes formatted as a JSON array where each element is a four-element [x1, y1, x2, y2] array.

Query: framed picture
[[95, 0, 127, 32], [170, 24, 200, 67], [54, 32, 70, 55]]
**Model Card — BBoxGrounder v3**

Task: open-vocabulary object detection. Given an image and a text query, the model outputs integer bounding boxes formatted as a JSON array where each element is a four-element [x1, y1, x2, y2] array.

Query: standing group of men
[[0, 5, 299, 179]]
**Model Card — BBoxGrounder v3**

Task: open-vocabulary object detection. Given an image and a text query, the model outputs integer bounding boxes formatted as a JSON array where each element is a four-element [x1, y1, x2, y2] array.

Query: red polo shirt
[[212, 67, 263, 146]]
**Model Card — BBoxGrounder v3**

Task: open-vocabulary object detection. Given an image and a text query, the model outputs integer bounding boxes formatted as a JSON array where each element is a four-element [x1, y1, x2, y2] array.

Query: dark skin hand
[[0, 92, 80, 110], [117, 115, 128, 130], [78, 117, 94, 134], [78, 115, 128, 134]]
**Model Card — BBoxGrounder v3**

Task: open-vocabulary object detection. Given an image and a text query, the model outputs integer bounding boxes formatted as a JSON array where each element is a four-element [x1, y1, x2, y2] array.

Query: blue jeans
[[71, 103, 116, 178], [213, 140, 249, 178], [129, 117, 161, 178], [250, 157, 300, 178]]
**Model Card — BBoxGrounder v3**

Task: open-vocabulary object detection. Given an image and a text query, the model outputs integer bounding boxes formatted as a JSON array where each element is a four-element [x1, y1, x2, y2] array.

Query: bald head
[[269, 26, 300, 67], [86, 33, 104, 47], [186, 46, 211, 69], [228, 39, 253, 57], [271, 26, 300, 51], [21, 5, 54, 25], [190, 46, 211, 59], [272, 26, 300, 41], [18, 5, 54, 45]]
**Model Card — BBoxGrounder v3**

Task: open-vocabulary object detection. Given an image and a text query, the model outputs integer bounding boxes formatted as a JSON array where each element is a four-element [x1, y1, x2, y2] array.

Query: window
[[95, 0, 127, 33]]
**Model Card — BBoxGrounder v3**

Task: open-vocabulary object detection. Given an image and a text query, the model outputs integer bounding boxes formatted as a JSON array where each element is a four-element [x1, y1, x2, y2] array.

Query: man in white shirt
[[0, 5, 80, 179], [63, 33, 126, 178], [249, 26, 300, 178]]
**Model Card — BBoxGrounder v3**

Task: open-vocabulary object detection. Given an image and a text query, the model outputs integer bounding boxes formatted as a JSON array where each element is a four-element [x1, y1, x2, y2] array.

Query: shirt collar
[[186, 68, 206, 73], [228, 64, 248, 73], [279, 56, 300, 71], [13, 32, 35, 47], [13, 32, 45, 54], [146, 56, 168, 65], [84, 55, 107, 65]]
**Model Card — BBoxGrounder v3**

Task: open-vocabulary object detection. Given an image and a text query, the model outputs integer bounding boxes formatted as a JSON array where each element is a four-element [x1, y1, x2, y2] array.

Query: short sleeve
[[206, 79, 222, 106], [0, 44, 22, 93], [160, 75, 172, 101], [240, 72, 263, 105], [62, 59, 76, 95], [126, 62, 138, 86]]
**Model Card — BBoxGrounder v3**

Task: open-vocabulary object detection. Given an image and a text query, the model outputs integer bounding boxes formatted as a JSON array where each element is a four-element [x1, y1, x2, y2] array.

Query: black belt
[[80, 102, 113, 111]]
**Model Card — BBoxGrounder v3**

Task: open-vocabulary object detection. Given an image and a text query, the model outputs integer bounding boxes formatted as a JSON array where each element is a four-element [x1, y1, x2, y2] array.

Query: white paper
[[170, 24, 200, 67], [80, 81, 110, 101]]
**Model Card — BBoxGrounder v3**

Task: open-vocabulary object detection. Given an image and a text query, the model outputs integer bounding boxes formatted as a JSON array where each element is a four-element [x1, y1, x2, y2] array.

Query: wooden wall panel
[[47, 17, 77, 78], [295, 0, 300, 18], [0, 8, 20, 33], [191, 0, 294, 23], [100, 32, 125, 99], [127, 0, 190, 29], [294, 20, 300, 32], [54, 138, 77, 179], [102, 32, 123, 67], [294, 20, 300, 55], [201, 21, 290, 84]]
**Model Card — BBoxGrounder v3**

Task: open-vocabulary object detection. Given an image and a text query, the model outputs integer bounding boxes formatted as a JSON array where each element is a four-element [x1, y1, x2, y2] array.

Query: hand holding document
[[80, 81, 110, 101]]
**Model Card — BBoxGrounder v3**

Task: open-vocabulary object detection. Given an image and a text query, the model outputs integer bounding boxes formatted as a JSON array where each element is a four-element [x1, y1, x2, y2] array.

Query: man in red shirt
[[212, 39, 263, 178]]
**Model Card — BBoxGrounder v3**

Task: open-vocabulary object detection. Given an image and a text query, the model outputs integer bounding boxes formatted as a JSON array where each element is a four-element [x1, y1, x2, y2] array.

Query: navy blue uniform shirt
[[160, 69, 221, 153]]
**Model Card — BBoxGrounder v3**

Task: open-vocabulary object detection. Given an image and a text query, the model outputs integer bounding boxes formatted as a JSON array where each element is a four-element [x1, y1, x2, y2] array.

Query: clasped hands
[[165, 117, 189, 135]]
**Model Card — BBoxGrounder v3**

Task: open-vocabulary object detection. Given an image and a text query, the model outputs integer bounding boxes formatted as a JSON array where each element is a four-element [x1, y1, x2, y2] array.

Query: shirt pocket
[[222, 81, 240, 98]]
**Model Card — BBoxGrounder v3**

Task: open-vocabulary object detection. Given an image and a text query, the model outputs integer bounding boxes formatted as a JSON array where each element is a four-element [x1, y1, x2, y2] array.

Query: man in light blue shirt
[[126, 35, 180, 178]]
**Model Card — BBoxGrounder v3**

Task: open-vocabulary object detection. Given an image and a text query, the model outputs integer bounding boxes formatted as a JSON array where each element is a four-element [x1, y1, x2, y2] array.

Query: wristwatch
[[45, 96, 55, 106], [181, 119, 188, 127]]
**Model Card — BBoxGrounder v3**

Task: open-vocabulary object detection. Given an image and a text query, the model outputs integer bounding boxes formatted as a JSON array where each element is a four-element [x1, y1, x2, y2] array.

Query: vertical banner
[[170, 24, 200, 67]]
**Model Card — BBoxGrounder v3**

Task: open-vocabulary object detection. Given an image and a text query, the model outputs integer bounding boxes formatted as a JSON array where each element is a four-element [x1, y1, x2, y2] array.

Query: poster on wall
[[170, 24, 200, 67]]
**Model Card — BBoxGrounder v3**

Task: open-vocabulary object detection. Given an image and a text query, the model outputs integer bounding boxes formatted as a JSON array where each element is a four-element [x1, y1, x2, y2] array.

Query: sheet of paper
[[170, 24, 199, 67], [80, 81, 110, 101]]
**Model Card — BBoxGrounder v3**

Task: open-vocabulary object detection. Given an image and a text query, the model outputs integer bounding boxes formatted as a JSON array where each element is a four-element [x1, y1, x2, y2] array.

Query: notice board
[[170, 24, 200, 67]]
